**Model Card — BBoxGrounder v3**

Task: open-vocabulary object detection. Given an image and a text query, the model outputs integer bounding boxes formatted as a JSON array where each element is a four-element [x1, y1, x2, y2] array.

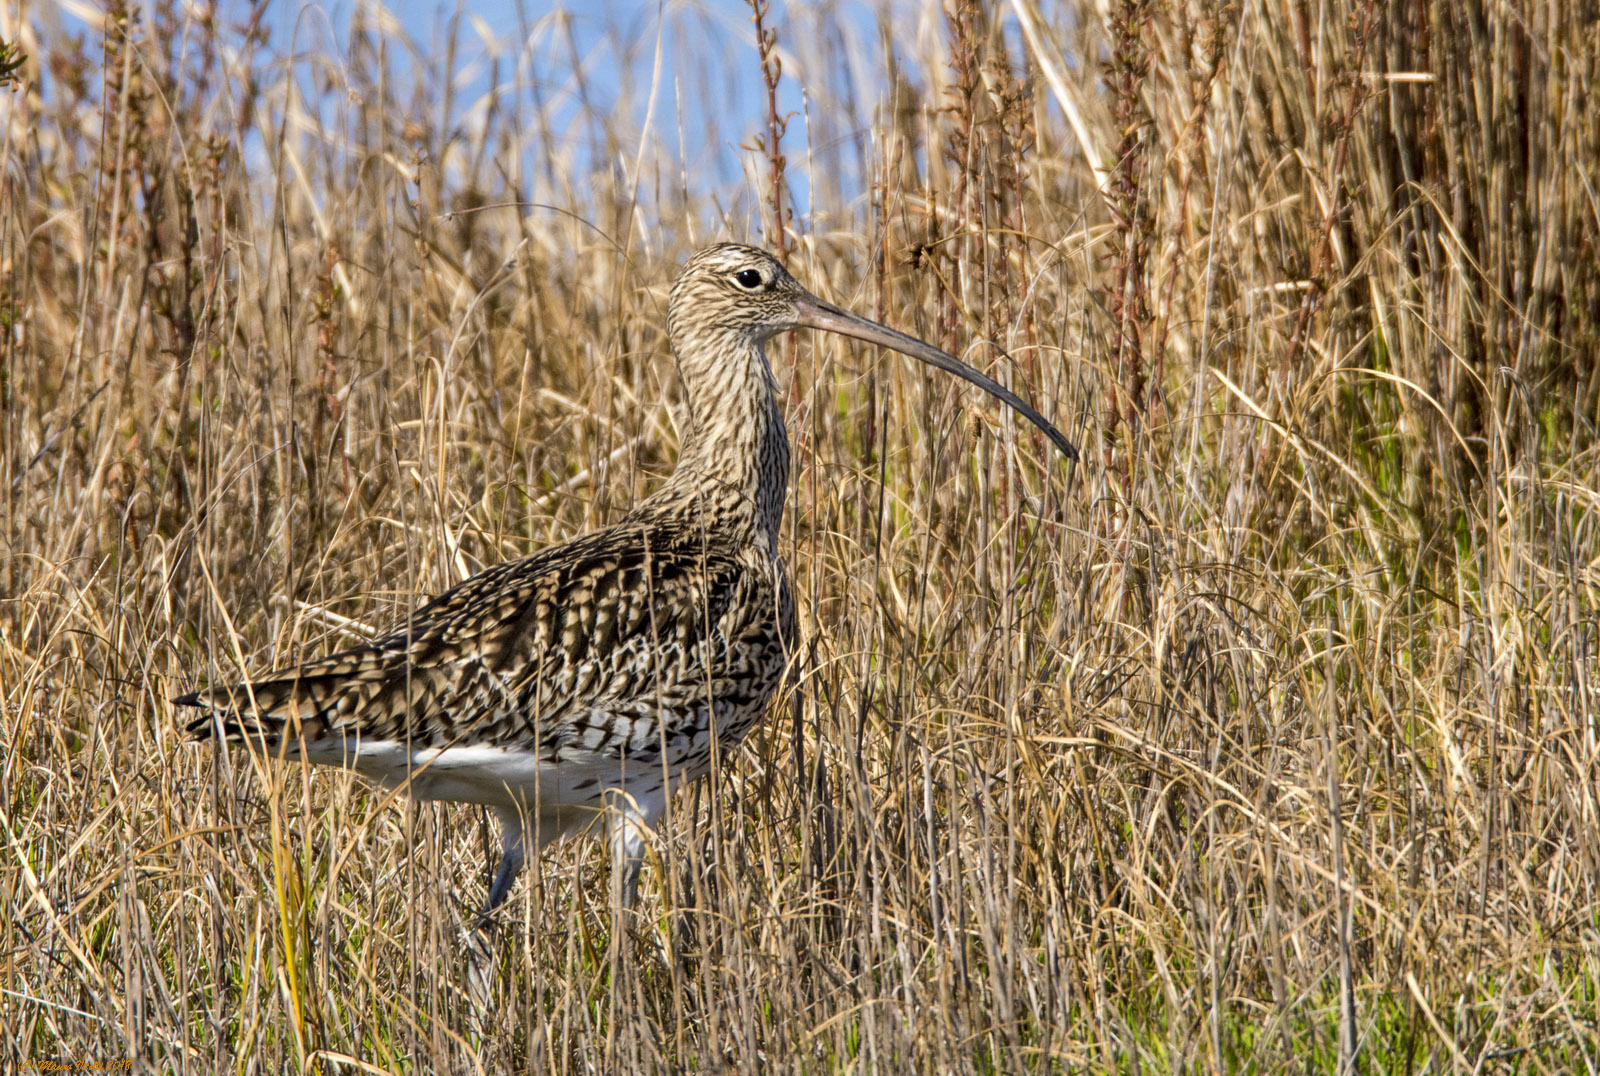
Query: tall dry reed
[[2, 0, 1596, 1071]]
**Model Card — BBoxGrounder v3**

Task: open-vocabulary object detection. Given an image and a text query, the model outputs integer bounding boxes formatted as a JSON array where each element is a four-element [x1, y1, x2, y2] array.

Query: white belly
[[297, 736, 692, 849]]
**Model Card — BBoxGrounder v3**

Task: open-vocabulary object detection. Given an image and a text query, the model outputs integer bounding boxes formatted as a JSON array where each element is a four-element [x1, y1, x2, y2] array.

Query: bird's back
[[179, 499, 795, 818]]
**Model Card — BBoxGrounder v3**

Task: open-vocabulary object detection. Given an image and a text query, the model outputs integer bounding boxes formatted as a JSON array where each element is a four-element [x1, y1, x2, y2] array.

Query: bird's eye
[[734, 269, 764, 290]]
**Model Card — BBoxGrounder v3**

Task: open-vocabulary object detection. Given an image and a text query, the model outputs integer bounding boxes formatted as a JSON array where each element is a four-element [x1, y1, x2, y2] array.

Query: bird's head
[[668, 243, 808, 345], [668, 243, 1078, 463]]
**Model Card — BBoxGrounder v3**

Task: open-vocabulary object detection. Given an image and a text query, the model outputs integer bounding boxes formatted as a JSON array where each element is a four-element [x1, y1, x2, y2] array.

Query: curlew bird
[[177, 244, 1077, 923]]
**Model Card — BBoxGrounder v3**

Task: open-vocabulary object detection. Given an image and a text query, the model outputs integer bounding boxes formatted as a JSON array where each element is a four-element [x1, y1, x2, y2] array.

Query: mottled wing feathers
[[177, 519, 788, 761]]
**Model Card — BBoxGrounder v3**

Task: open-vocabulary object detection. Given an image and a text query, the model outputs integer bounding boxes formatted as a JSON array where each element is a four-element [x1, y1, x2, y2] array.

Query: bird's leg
[[608, 797, 650, 909], [476, 812, 525, 929], [618, 845, 643, 910]]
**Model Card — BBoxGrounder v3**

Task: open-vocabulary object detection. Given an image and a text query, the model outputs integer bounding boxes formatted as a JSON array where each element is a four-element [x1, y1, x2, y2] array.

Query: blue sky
[[41, 0, 1067, 240], [253, 0, 902, 227]]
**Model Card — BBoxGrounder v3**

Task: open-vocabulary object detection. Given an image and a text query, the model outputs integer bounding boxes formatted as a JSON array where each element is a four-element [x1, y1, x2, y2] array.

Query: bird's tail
[[174, 674, 346, 745]]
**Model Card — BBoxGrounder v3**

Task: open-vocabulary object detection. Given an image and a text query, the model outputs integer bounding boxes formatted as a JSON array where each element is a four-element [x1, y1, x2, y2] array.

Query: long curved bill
[[794, 296, 1078, 463]]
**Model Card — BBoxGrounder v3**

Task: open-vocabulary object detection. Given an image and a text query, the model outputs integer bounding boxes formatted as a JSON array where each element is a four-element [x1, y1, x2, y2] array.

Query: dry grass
[[3, 0, 1598, 1072]]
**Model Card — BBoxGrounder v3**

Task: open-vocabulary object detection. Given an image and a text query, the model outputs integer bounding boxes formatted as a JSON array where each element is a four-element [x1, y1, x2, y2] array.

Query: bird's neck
[[652, 334, 790, 552]]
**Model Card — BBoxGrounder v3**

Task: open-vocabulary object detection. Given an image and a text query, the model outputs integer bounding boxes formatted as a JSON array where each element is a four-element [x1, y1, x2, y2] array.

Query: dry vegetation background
[[2, 0, 1598, 1071]]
